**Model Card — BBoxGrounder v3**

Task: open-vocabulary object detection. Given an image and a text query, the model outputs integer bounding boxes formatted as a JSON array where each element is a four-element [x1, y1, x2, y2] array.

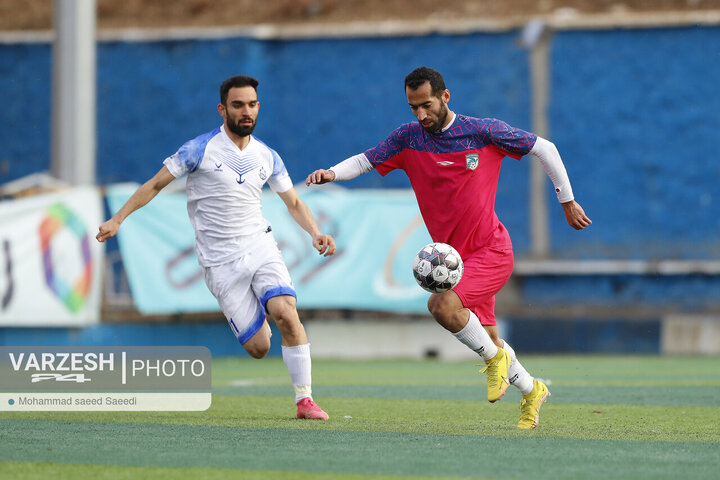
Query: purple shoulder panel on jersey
[[363, 115, 536, 167], [461, 116, 537, 157], [176, 126, 222, 173], [363, 123, 417, 167]]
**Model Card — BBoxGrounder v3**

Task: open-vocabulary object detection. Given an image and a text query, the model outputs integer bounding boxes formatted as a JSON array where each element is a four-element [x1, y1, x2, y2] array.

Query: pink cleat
[[296, 397, 329, 420]]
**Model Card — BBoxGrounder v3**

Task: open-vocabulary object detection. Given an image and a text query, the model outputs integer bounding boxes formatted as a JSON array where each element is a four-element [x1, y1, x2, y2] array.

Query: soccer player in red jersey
[[306, 66, 591, 429]]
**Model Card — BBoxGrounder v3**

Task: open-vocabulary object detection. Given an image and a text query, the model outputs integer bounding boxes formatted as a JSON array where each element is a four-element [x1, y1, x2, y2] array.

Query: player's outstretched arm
[[277, 187, 336, 257], [305, 169, 336, 186], [305, 153, 374, 186], [526, 137, 592, 231], [96, 166, 175, 243], [562, 200, 592, 230]]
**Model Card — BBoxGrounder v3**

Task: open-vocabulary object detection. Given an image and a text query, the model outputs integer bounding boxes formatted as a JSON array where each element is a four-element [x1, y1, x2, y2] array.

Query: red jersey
[[364, 115, 536, 257]]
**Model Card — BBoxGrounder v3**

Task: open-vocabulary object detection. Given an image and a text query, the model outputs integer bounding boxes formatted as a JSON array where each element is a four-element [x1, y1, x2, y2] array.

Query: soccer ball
[[412, 242, 464, 293]]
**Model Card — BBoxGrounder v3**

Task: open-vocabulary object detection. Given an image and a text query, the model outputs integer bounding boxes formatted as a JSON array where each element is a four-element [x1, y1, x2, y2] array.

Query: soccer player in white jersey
[[307, 67, 591, 429], [97, 75, 335, 420]]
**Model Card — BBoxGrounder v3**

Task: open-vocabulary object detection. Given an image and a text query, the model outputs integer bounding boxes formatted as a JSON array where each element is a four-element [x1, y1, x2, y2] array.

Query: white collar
[[440, 112, 457, 133]]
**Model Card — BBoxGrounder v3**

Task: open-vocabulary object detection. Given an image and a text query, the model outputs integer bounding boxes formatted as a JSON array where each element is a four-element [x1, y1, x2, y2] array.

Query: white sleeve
[[267, 148, 293, 193], [162, 155, 184, 178], [528, 137, 574, 203], [329, 153, 374, 181]]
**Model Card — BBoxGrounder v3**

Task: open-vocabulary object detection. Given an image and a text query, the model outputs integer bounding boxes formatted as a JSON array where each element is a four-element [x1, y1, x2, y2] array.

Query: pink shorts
[[453, 244, 514, 326]]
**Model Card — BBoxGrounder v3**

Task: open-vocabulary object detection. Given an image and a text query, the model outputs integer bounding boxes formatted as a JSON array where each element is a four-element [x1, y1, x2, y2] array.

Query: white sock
[[502, 340, 534, 395], [282, 343, 313, 403], [452, 311, 499, 360]]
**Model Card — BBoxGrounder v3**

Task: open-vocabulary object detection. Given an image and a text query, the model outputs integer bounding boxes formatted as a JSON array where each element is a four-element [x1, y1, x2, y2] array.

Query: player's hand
[[313, 233, 336, 257], [305, 169, 336, 186], [562, 200, 592, 230], [96, 218, 120, 243]]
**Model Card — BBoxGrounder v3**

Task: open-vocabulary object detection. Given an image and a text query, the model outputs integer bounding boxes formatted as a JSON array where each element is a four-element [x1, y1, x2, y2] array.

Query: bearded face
[[420, 101, 449, 133], [221, 86, 259, 138], [406, 81, 451, 133], [226, 112, 256, 137]]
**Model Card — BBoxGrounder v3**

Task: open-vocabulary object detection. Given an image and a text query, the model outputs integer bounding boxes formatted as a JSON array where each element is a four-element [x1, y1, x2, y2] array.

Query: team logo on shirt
[[465, 154, 479, 171], [259, 166, 267, 180]]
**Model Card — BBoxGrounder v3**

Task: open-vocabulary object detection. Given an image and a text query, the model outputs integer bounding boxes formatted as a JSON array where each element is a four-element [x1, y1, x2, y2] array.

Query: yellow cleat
[[479, 347, 510, 403], [517, 379, 550, 430]]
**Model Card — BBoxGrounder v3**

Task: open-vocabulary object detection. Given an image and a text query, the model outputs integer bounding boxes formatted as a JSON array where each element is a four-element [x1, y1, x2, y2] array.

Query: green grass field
[[1, 355, 719, 479]]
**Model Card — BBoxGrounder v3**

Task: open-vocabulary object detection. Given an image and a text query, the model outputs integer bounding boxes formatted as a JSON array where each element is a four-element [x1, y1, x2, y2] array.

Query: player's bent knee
[[244, 341, 270, 359], [243, 327, 271, 359], [427, 294, 453, 320], [266, 295, 297, 321], [246, 347, 268, 359], [270, 306, 296, 324]]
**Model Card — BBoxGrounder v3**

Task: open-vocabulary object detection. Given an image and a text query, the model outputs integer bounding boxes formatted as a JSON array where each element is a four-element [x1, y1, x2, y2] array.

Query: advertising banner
[[105, 184, 218, 315], [264, 187, 434, 312], [0, 187, 105, 326], [107, 184, 433, 315]]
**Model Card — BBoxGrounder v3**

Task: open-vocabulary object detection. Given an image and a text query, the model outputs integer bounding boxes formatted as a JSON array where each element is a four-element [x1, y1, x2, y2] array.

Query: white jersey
[[163, 125, 293, 267]]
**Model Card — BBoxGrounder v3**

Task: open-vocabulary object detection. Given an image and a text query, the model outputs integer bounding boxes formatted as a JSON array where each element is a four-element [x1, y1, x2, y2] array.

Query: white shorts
[[203, 231, 296, 344]]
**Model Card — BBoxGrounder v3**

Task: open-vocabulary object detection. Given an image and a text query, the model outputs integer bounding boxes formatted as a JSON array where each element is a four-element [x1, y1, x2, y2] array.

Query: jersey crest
[[465, 153, 479, 171]]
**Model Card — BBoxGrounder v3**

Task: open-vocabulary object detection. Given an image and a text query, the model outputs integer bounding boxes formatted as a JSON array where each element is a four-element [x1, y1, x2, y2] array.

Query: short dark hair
[[220, 75, 259, 105], [405, 67, 446, 96]]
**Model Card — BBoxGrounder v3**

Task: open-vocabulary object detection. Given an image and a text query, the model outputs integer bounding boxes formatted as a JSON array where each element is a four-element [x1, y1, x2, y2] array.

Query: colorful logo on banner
[[38, 204, 92, 313]]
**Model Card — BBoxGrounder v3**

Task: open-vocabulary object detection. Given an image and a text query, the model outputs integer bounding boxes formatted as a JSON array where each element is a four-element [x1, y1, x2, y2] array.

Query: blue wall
[[94, 33, 532, 189], [549, 27, 720, 259], [521, 274, 720, 310], [504, 317, 661, 354], [0, 32, 533, 251], [0, 43, 51, 179], [1, 26, 718, 260]]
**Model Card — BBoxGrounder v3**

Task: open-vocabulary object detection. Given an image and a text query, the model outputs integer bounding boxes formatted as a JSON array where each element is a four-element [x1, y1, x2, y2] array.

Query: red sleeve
[[375, 153, 404, 176]]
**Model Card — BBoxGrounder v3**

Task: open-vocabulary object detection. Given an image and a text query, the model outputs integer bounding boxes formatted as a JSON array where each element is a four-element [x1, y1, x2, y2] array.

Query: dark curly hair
[[404, 67, 446, 97], [220, 75, 259, 105]]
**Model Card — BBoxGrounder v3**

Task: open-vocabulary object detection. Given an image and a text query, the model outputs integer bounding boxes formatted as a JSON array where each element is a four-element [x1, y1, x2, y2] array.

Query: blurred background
[[1, 0, 719, 358]]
